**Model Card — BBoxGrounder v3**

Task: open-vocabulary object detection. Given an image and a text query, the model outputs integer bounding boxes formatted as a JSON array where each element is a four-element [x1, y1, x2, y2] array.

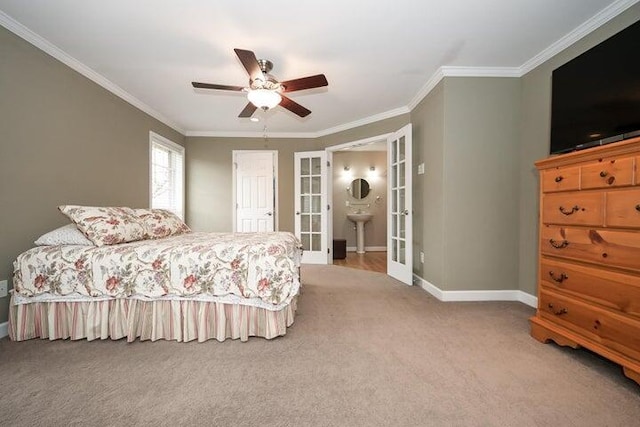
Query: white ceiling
[[0, 0, 636, 136]]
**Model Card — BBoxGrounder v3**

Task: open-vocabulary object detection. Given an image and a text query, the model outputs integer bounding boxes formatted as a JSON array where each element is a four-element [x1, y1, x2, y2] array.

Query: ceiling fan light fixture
[[192, 49, 327, 118], [247, 89, 282, 110]]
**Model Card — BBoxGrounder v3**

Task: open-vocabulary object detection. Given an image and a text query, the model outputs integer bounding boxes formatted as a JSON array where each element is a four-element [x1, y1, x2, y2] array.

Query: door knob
[[266, 212, 273, 216], [295, 211, 300, 215], [403, 209, 409, 215]]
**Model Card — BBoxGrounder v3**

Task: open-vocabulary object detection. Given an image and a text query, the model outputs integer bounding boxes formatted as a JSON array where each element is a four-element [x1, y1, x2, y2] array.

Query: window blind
[[150, 136, 184, 219]]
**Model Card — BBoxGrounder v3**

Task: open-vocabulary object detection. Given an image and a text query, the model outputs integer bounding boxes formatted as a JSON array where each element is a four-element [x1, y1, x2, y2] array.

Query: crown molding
[[325, 133, 392, 152], [406, 0, 637, 116], [3, 0, 637, 140], [406, 66, 520, 110], [2, 7, 409, 140], [519, 0, 639, 75], [314, 106, 410, 137], [407, 67, 445, 111], [441, 66, 521, 77], [186, 106, 409, 139], [0, 10, 185, 135], [162, 0, 640, 139], [186, 130, 318, 138]]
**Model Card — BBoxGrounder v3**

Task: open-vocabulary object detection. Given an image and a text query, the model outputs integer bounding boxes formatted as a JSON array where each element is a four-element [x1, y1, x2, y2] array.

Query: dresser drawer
[[539, 290, 640, 360], [581, 157, 634, 189], [541, 167, 580, 193], [542, 192, 604, 226], [541, 225, 640, 272], [606, 188, 640, 228], [540, 257, 640, 319]]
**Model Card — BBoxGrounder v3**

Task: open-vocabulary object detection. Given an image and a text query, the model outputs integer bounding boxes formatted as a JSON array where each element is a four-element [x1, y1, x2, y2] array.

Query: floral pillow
[[134, 208, 191, 239], [58, 205, 146, 246]]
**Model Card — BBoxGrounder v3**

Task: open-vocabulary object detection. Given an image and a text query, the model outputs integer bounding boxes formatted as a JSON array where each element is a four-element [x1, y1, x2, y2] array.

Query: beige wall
[[186, 137, 317, 233], [409, 5, 640, 295], [186, 77, 523, 296], [410, 78, 521, 292], [517, 5, 640, 296], [332, 151, 387, 249], [442, 77, 521, 291], [187, 116, 410, 235], [0, 27, 185, 323], [410, 81, 445, 284]]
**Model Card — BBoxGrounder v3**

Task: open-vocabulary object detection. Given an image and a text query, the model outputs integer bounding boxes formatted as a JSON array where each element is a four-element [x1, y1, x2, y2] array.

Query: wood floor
[[332, 251, 387, 273]]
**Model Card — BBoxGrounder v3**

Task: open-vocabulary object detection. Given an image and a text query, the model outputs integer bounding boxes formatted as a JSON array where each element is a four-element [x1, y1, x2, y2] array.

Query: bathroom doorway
[[333, 251, 387, 273], [326, 136, 388, 273]]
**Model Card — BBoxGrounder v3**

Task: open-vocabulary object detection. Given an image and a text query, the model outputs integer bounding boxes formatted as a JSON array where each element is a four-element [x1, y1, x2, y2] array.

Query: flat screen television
[[550, 19, 640, 154]]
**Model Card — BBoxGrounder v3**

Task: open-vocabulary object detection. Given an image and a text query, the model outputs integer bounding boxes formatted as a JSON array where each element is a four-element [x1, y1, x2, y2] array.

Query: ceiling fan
[[192, 48, 328, 118]]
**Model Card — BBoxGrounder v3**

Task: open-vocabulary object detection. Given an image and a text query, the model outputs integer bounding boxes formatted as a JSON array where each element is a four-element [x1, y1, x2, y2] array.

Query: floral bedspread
[[13, 232, 302, 308]]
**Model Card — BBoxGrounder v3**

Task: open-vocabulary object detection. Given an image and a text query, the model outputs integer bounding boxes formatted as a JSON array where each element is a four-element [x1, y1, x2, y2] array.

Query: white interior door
[[387, 124, 413, 284], [294, 151, 328, 264], [234, 151, 276, 232]]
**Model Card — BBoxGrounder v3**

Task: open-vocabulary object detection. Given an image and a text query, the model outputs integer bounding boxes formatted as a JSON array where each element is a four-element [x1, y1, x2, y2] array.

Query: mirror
[[350, 178, 370, 199]]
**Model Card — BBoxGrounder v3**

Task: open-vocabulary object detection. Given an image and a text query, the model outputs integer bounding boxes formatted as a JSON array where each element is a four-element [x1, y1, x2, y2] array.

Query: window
[[149, 132, 184, 219]]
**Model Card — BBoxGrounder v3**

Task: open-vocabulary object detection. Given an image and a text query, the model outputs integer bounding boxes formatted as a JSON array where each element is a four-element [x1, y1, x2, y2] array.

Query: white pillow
[[34, 224, 95, 246]]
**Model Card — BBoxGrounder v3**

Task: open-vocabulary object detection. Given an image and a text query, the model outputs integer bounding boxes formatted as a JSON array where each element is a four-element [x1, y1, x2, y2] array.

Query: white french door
[[294, 151, 328, 264], [387, 124, 413, 285], [233, 151, 276, 232], [325, 150, 333, 264]]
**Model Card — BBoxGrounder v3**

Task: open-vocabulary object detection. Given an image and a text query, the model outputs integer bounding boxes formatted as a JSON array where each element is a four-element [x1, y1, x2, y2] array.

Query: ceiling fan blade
[[279, 95, 311, 117], [192, 82, 245, 91], [238, 102, 258, 118], [280, 74, 328, 93], [234, 48, 265, 83]]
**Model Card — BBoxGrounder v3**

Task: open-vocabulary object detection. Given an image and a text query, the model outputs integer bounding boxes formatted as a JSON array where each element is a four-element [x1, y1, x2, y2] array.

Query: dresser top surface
[[536, 136, 640, 170]]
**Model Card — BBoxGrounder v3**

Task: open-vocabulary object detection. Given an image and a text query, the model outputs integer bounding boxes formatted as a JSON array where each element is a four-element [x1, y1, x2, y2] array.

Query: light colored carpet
[[1, 265, 639, 426]]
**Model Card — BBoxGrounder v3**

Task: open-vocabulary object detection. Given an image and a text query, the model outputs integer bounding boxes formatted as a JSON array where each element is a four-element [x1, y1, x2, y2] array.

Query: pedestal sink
[[347, 213, 373, 254]]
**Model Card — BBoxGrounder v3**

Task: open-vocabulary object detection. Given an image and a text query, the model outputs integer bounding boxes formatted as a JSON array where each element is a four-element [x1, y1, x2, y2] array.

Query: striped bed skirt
[[9, 296, 297, 342]]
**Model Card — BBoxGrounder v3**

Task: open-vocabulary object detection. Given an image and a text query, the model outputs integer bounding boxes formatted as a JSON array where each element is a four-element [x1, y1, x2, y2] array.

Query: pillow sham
[[134, 208, 191, 239], [34, 223, 95, 246], [58, 205, 146, 246]]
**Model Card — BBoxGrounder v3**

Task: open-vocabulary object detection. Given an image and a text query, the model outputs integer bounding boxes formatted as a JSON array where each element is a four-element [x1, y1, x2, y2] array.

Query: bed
[[9, 206, 302, 343]]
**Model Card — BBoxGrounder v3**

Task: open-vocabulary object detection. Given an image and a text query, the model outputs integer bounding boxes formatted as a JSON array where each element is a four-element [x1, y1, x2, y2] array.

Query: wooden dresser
[[531, 136, 640, 385]]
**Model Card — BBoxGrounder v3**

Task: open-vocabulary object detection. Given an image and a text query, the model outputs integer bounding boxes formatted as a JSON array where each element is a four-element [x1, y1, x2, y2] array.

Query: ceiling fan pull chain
[[263, 123, 269, 147]]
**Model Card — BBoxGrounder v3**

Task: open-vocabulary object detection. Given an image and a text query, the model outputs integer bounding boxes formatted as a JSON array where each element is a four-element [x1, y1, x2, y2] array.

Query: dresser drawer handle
[[549, 239, 569, 249], [548, 271, 568, 283], [635, 204, 640, 212], [554, 176, 563, 183], [599, 170, 608, 177], [547, 303, 568, 316], [559, 205, 580, 215]]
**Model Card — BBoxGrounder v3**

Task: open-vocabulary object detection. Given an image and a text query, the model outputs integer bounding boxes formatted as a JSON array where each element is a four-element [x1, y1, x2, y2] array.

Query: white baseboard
[[516, 291, 538, 308], [413, 274, 538, 308], [0, 321, 8, 339], [347, 246, 387, 252], [413, 275, 444, 299]]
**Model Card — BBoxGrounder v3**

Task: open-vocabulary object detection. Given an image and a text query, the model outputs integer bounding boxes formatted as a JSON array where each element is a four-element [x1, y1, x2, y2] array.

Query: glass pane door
[[387, 124, 412, 284], [295, 151, 327, 264]]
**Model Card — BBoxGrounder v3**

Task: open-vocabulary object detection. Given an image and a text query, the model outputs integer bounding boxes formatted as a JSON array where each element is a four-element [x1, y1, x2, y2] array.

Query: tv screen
[[550, 19, 640, 154]]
